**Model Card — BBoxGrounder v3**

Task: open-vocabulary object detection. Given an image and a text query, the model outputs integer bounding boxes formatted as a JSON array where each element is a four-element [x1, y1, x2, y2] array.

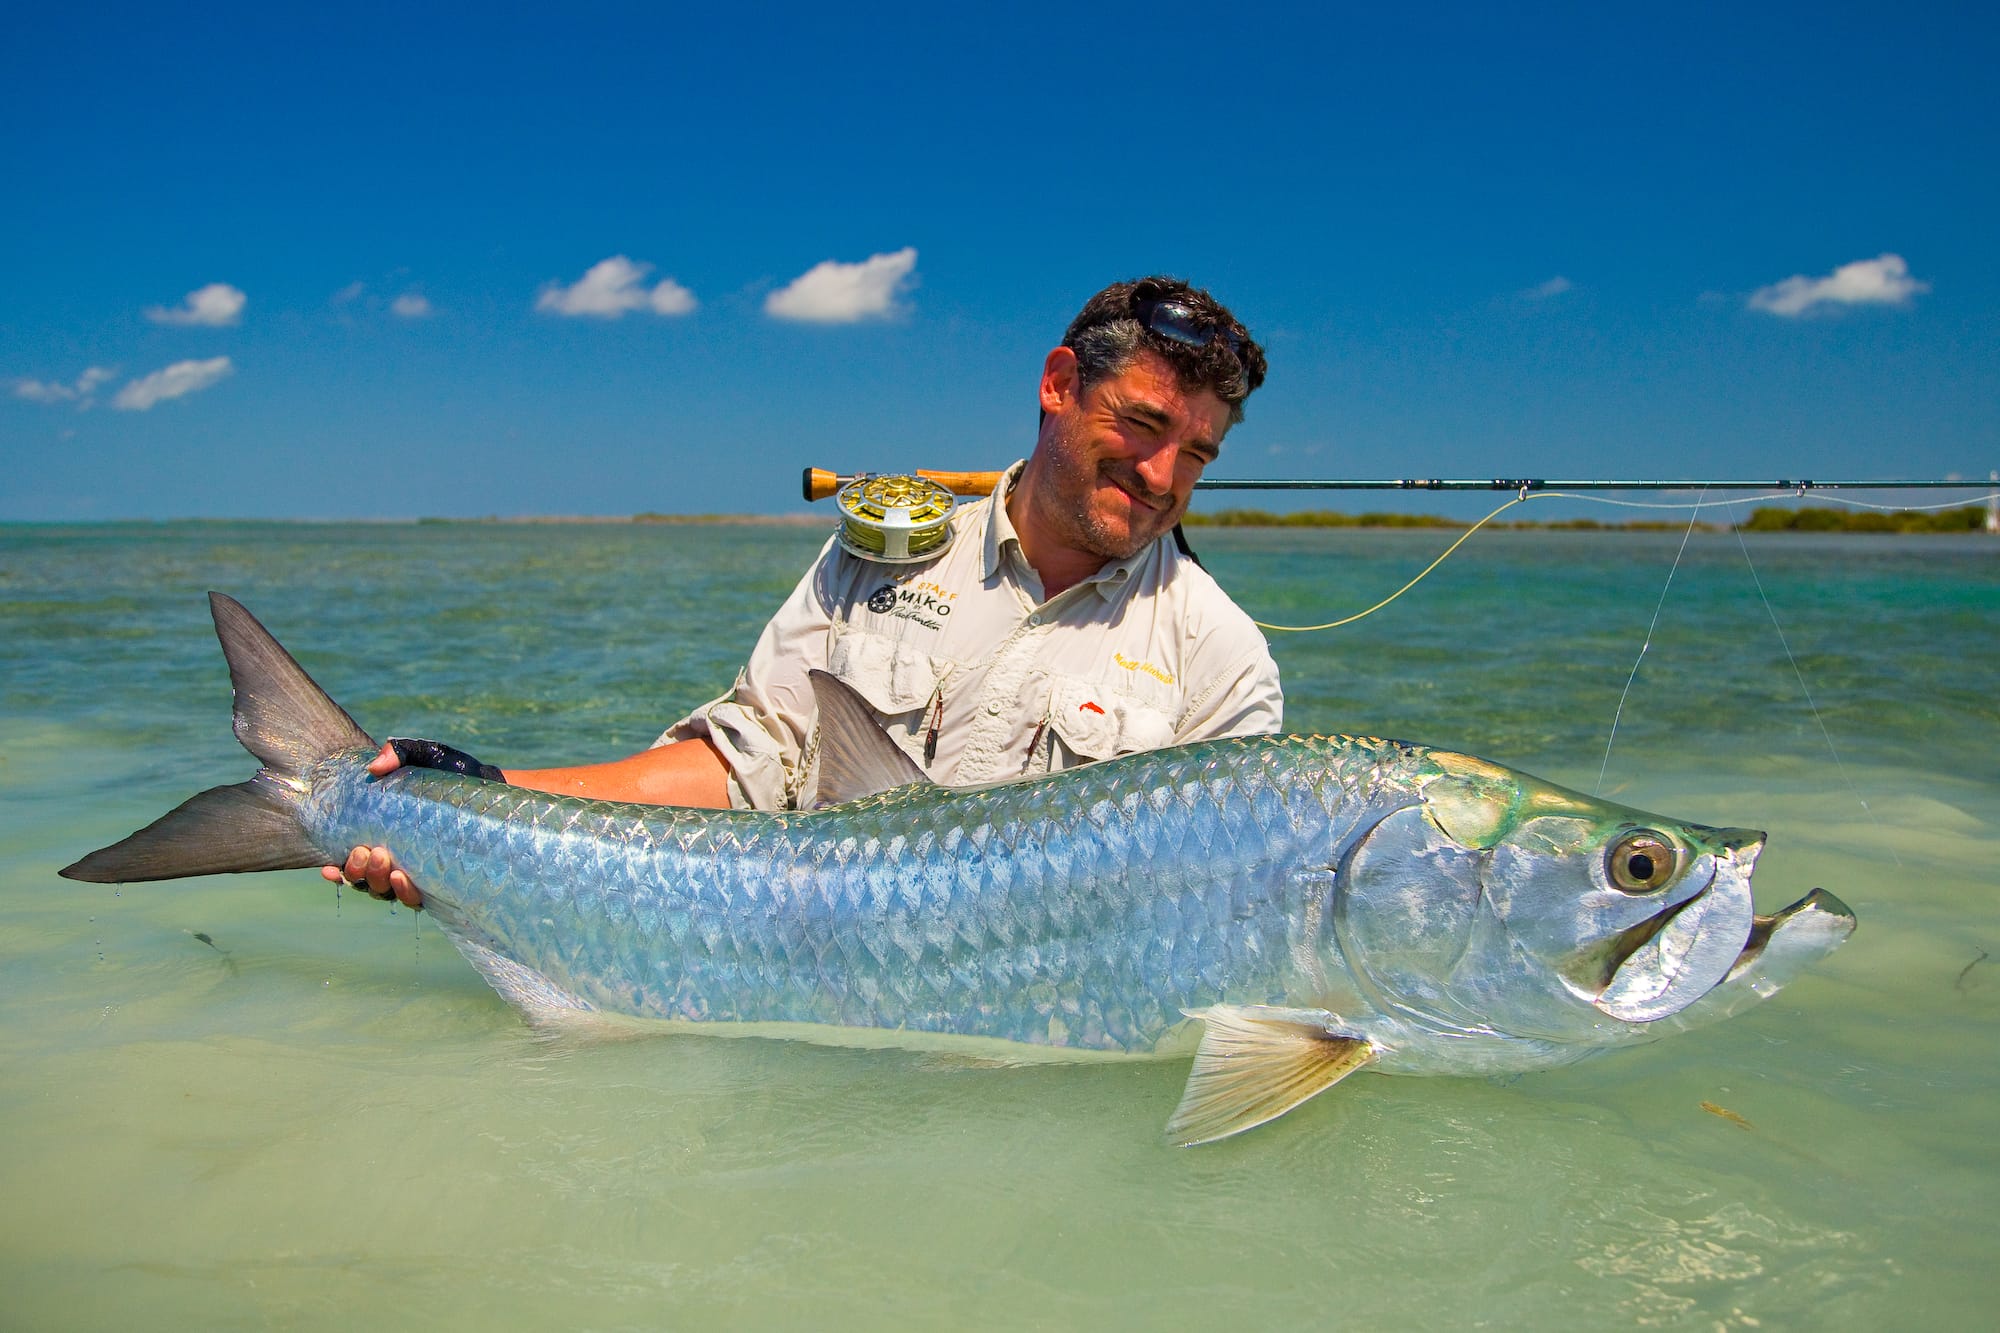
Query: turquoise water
[[3, 521, 1996, 1328]]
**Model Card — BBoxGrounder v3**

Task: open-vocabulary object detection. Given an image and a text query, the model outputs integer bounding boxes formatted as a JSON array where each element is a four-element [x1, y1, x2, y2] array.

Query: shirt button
[[1028, 614, 1041, 627], [986, 701, 1002, 716]]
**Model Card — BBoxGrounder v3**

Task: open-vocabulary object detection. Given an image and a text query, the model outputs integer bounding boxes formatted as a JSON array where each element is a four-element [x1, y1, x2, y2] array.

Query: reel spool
[[834, 473, 957, 563]]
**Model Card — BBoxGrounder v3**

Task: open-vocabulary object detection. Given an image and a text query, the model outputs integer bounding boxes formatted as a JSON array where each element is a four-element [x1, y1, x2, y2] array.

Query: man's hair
[[1061, 276, 1267, 426]]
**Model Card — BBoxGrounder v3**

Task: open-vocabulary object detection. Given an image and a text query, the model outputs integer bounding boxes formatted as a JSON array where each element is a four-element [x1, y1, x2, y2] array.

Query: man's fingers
[[343, 846, 372, 886], [388, 869, 423, 909], [325, 844, 422, 907], [366, 743, 402, 776], [333, 845, 397, 900], [364, 846, 395, 895]]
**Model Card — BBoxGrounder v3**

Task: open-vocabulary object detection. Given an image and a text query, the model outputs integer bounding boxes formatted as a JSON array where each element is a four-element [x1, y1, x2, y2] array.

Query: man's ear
[[1039, 346, 1080, 415]]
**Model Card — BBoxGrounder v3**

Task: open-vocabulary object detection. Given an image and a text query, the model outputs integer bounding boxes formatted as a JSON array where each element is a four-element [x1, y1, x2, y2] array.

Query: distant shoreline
[[10, 505, 1991, 533], [463, 513, 826, 526]]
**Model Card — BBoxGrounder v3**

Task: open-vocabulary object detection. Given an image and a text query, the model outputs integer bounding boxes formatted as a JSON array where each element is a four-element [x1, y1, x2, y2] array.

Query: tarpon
[[62, 594, 1854, 1143]]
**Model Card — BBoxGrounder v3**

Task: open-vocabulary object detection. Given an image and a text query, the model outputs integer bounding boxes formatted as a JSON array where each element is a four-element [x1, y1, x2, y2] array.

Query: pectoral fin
[[1166, 1005, 1376, 1146]]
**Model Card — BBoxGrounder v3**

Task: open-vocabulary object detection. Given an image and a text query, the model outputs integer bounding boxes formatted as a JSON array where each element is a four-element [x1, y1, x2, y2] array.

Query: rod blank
[[1189, 478, 1990, 492], [803, 467, 1992, 501]]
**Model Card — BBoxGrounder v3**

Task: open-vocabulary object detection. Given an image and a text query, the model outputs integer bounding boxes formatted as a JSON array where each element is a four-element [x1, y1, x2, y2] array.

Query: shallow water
[[3, 522, 1996, 1329]]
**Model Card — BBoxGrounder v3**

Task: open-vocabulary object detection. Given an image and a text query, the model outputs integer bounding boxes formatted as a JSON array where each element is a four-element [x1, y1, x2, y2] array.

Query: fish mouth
[[1587, 882, 1856, 1026], [1715, 887, 1856, 989], [1577, 836, 1761, 1023], [1643, 888, 1856, 1032]]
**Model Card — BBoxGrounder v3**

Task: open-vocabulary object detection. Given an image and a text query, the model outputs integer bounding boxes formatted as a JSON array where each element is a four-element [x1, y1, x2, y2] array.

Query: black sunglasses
[[1132, 294, 1247, 359]]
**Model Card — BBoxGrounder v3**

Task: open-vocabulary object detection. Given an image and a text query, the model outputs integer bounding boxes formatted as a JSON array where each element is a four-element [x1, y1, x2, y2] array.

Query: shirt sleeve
[[655, 537, 841, 810], [1164, 557, 1284, 743]]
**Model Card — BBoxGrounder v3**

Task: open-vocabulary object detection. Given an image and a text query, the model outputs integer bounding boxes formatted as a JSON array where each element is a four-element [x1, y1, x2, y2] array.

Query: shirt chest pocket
[[826, 627, 948, 729], [1045, 675, 1177, 763]]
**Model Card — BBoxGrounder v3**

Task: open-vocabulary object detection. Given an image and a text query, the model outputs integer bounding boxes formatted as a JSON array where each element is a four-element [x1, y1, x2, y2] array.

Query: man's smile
[[1101, 466, 1170, 512]]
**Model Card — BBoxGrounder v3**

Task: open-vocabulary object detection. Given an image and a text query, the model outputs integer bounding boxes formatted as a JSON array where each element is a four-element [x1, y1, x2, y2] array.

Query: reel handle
[[802, 467, 1004, 502]]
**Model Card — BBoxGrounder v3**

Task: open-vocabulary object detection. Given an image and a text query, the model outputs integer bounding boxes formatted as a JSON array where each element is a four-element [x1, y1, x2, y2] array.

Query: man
[[331, 276, 1279, 907]]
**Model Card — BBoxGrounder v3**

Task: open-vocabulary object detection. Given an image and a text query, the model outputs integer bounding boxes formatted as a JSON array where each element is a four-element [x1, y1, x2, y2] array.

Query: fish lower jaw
[[1641, 888, 1858, 1035]]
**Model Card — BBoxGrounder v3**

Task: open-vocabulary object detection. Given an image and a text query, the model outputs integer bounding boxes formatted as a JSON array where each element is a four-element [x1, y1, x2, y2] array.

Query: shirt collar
[[981, 459, 1164, 600], [979, 460, 1028, 583]]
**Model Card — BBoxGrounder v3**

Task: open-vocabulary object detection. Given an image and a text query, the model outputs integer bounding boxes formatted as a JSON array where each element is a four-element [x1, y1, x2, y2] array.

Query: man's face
[[1030, 347, 1231, 561]]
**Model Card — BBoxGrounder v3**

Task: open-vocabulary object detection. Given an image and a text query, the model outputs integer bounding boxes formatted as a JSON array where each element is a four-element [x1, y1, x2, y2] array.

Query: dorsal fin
[[808, 669, 933, 806], [210, 592, 373, 776]]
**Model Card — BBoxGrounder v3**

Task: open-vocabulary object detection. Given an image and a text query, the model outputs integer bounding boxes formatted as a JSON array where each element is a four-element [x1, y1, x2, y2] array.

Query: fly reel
[[834, 473, 957, 563]]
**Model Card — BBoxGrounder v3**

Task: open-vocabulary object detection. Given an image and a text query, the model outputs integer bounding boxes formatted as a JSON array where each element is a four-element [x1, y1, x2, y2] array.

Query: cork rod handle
[[802, 467, 1005, 502]]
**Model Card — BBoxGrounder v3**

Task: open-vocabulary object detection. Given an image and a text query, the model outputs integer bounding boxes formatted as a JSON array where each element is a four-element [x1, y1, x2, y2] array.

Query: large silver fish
[[63, 594, 1854, 1144]]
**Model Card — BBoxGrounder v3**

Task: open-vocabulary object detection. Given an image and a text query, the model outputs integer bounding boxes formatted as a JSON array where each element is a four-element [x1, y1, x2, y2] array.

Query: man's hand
[[323, 843, 423, 908], [321, 743, 425, 908]]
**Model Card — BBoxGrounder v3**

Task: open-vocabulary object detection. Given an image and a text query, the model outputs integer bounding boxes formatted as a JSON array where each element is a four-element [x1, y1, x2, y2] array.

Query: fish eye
[[1607, 830, 1677, 893]]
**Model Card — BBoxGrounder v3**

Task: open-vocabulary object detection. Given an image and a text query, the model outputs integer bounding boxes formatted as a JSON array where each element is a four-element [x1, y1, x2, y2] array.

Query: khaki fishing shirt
[[657, 461, 1283, 810]]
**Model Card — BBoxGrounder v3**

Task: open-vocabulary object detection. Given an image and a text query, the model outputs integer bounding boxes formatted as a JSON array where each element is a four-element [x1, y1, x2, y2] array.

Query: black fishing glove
[[387, 737, 507, 783]]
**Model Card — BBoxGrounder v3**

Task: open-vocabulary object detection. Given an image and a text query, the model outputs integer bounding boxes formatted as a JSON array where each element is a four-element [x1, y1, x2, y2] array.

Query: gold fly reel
[[834, 474, 957, 563]]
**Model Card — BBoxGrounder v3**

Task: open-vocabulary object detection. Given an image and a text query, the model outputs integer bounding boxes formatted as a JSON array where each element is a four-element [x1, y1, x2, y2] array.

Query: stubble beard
[[1074, 477, 1179, 560], [1043, 438, 1179, 562]]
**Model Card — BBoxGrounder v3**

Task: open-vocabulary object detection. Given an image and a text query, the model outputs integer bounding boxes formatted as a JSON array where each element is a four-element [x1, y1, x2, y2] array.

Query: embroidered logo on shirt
[[1078, 701, 1105, 714], [1113, 652, 1175, 686], [863, 582, 955, 629]]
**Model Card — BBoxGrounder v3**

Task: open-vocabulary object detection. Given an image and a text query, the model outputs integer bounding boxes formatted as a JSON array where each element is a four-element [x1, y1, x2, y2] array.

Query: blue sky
[[4, 2, 1995, 520]]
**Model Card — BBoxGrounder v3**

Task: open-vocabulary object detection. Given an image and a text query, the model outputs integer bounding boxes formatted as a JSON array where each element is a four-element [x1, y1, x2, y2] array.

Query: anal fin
[[1166, 1005, 1375, 1146], [446, 933, 596, 1024]]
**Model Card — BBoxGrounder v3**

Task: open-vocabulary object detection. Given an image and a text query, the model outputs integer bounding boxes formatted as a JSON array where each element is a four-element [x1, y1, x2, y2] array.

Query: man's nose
[[1133, 440, 1181, 495]]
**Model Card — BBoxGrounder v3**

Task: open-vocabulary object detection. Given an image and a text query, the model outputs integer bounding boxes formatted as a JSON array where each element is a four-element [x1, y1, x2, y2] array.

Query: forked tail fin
[[59, 592, 373, 884]]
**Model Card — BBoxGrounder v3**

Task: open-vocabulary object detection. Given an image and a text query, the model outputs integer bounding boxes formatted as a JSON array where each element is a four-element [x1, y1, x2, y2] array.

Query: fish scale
[[305, 736, 1348, 1053]]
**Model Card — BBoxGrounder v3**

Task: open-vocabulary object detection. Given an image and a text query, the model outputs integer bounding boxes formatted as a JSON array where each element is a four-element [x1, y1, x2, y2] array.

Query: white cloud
[[14, 365, 117, 406], [1524, 275, 1572, 300], [535, 256, 696, 318], [14, 380, 69, 404], [112, 357, 235, 411], [648, 283, 695, 315], [765, 247, 917, 323], [1747, 253, 1929, 317], [15, 378, 73, 404], [145, 282, 247, 327], [333, 282, 436, 318]]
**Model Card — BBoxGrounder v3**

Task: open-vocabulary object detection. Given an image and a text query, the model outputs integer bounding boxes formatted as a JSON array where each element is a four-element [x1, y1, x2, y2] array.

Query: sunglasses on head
[[1132, 293, 1247, 359]]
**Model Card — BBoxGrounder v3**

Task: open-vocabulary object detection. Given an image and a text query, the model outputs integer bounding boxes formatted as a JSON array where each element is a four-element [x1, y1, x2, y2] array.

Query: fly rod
[[804, 466, 1998, 624], [801, 467, 1994, 502]]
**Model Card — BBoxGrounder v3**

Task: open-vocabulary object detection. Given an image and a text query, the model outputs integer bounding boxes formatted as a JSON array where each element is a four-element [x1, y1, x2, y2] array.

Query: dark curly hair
[[1061, 276, 1267, 426]]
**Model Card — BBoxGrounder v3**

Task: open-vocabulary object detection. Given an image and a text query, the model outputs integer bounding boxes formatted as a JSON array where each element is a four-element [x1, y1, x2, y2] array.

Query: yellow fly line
[[1247, 481, 2000, 633], [1252, 493, 1533, 633]]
